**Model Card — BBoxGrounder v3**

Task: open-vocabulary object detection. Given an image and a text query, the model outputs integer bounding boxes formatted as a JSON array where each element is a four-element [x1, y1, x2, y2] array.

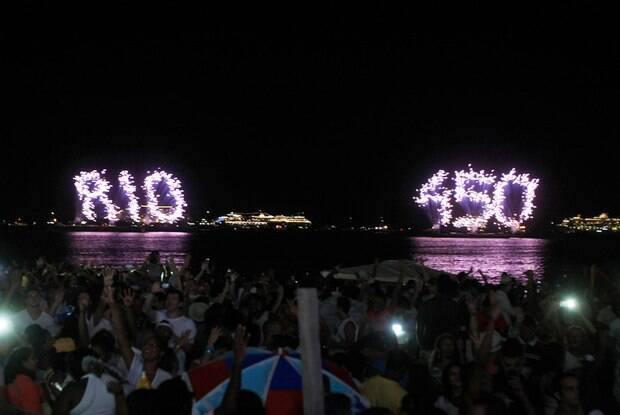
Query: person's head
[[426, 277, 438, 296], [165, 289, 184, 314], [469, 396, 508, 415], [238, 390, 266, 415], [4, 346, 37, 384], [141, 333, 165, 362], [152, 292, 166, 310], [442, 363, 463, 391], [557, 372, 580, 407], [90, 329, 116, 361], [565, 326, 587, 355], [325, 393, 352, 415], [127, 389, 159, 415], [501, 338, 524, 377], [337, 296, 351, 317], [156, 377, 193, 415], [436, 273, 453, 296], [24, 324, 51, 351], [148, 251, 160, 265], [435, 333, 457, 360], [76, 289, 91, 310], [155, 321, 174, 343], [25, 287, 42, 309], [262, 319, 282, 349], [385, 349, 410, 381], [519, 315, 538, 342]]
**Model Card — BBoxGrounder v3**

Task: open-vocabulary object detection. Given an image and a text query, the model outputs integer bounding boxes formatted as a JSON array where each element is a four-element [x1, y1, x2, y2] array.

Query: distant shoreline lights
[[74, 169, 187, 224], [415, 165, 539, 232]]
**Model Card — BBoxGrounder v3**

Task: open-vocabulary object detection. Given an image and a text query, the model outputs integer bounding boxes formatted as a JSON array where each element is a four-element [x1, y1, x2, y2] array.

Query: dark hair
[[90, 329, 116, 357], [238, 390, 266, 415], [4, 346, 36, 384], [127, 389, 159, 415], [148, 251, 160, 264], [337, 296, 351, 314], [325, 393, 352, 415], [156, 377, 194, 415], [386, 349, 410, 375], [441, 363, 465, 404], [166, 288, 184, 304], [501, 338, 524, 359], [555, 371, 580, 395]]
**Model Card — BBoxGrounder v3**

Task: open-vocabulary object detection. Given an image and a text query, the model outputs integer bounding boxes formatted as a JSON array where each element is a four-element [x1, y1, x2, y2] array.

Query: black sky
[[2, 12, 618, 229]]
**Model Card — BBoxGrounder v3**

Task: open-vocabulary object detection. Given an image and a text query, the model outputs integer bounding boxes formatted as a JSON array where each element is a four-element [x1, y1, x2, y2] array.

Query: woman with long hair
[[4, 346, 46, 414]]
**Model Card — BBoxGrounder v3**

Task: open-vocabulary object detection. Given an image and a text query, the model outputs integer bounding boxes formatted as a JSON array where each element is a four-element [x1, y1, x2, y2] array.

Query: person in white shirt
[[13, 287, 59, 336], [106, 287, 172, 395], [153, 289, 197, 348]]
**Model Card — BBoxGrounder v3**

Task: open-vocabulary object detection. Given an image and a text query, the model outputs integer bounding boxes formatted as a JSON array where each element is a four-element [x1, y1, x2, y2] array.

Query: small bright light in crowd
[[0, 315, 14, 336], [560, 297, 578, 310], [392, 323, 405, 337]]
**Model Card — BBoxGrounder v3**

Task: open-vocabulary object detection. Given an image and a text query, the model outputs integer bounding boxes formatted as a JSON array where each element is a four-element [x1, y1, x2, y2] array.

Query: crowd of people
[[0, 251, 619, 414]]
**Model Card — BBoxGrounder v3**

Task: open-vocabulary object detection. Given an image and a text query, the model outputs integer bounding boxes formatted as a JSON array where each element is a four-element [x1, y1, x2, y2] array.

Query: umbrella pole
[[297, 288, 325, 415]]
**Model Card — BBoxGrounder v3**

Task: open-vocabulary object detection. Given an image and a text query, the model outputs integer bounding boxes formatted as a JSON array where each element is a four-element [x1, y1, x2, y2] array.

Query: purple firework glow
[[416, 166, 539, 232], [452, 166, 496, 232], [143, 170, 187, 223], [74, 169, 187, 224], [414, 170, 453, 229], [74, 170, 119, 223]]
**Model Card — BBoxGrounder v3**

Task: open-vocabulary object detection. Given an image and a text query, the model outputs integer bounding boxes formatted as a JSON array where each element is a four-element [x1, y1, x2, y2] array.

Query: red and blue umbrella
[[189, 347, 369, 415]]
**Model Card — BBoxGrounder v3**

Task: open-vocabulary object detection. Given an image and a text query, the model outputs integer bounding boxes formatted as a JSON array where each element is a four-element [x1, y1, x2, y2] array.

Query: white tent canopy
[[331, 259, 449, 283]]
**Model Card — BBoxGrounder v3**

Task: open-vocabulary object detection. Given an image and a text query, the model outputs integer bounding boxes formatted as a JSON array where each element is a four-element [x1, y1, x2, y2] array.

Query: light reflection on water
[[410, 237, 548, 283], [62, 232, 548, 280], [66, 232, 191, 267]]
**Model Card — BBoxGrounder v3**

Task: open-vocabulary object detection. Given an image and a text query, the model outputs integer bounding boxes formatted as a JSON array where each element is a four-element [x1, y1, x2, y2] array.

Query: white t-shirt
[[123, 348, 172, 395], [13, 309, 59, 336], [154, 311, 197, 343], [86, 316, 114, 339], [71, 373, 116, 415], [336, 317, 359, 343]]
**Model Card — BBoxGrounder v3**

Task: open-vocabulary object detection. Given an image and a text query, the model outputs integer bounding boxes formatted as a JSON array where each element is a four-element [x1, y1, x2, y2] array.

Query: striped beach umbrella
[[189, 347, 369, 414]]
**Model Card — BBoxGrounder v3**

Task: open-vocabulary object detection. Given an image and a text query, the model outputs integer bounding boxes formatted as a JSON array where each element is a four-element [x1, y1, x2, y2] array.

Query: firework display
[[74, 169, 187, 224], [416, 166, 539, 232]]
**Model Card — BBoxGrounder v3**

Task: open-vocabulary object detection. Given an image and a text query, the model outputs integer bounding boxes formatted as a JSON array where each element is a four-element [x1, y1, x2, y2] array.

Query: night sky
[[2, 14, 618, 229]]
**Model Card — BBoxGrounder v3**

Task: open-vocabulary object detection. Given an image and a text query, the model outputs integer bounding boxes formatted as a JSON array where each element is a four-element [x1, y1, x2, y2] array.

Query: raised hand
[[101, 286, 115, 305], [77, 292, 90, 313], [121, 289, 135, 308], [177, 329, 192, 350], [232, 325, 249, 364], [207, 326, 223, 348], [183, 255, 192, 270], [103, 267, 115, 287]]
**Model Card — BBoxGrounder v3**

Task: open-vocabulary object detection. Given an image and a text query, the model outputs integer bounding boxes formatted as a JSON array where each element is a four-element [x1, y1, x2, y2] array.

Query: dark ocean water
[[1, 229, 620, 281]]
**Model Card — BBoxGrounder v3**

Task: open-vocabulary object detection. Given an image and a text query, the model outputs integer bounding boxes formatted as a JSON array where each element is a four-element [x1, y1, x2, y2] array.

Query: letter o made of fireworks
[[143, 170, 187, 223], [73, 170, 119, 222], [493, 169, 539, 231]]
